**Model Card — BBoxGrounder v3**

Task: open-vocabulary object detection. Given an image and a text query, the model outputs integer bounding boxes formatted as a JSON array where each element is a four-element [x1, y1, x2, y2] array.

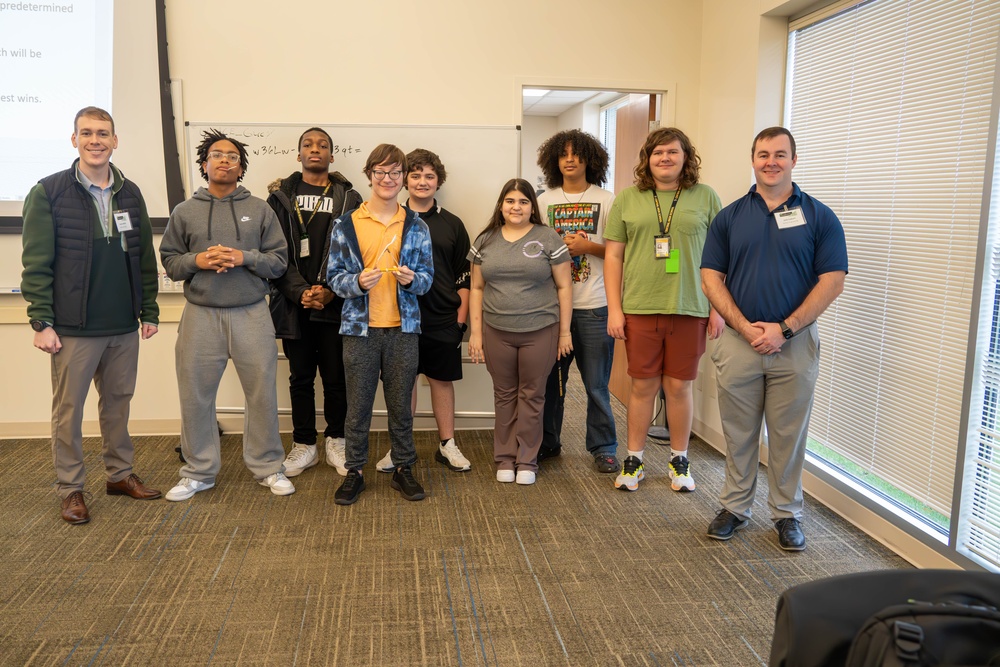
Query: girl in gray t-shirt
[[468, 179, 573, 485]]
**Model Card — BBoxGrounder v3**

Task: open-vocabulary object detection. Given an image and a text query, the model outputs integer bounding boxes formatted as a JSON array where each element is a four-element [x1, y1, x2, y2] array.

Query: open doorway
[[520, 87, 663, 195]]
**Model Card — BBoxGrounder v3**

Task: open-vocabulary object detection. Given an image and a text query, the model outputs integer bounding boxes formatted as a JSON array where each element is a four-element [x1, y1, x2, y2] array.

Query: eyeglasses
[[372, 170, 403, 181], [208, 151, 241, 163]]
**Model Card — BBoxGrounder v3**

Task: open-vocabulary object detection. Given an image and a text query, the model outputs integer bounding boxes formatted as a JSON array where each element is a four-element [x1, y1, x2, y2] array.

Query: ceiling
[[522, 89, 625, 117]]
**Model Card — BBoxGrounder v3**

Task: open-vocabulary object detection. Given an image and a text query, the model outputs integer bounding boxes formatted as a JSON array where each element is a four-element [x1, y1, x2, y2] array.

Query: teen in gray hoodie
[[160, 130, 292, 501]]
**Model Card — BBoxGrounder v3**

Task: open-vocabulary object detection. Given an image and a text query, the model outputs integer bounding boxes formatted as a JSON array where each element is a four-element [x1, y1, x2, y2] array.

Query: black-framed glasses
[[372, 170, 403, 181]]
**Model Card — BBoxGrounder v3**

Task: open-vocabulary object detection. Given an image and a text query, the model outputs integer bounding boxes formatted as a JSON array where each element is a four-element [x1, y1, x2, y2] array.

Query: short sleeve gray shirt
[[469, 224, 570, 332]]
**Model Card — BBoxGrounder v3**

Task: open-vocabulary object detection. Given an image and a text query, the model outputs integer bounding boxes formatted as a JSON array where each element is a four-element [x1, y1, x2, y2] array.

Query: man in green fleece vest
[[21, 106, 162, 525]]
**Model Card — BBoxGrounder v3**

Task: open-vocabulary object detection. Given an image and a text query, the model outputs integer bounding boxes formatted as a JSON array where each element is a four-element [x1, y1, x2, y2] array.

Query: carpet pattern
[[0, 380, 907, 666]]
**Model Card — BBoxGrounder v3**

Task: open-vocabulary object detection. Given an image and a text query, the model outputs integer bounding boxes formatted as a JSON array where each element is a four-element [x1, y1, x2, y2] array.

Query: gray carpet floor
[[0, 377, 908, 666]]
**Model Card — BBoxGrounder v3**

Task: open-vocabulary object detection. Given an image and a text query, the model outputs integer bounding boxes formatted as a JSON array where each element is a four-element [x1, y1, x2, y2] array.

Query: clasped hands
[[196, 244, 244, 273], [300, 285, 334, 310], [562, 231, 589, 257], [745, 321, 785, 355]]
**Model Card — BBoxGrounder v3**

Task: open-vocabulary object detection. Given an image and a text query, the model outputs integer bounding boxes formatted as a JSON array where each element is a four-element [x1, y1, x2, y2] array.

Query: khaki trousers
[[712, 323, 820, 521], [51, 332, 139, 498]]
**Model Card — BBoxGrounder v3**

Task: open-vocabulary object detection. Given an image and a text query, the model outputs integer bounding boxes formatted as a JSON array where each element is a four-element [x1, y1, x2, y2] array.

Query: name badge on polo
[[775, 207, 806, 229], [113, 211, 133, 232]]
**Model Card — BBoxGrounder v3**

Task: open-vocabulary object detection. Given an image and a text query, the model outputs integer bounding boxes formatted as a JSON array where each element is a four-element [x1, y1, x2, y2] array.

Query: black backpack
[[845, 599, 1000, 666], [769, 569, 1000, 667]]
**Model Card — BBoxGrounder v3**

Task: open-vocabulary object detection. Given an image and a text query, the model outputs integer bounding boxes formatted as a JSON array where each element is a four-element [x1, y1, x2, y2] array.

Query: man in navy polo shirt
[[700, 127, 847, 551]]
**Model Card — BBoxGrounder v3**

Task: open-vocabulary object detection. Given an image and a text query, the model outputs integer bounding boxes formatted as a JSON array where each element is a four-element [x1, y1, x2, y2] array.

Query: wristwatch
[[780, 320, 794, 340], [30, 319, 52, 332]]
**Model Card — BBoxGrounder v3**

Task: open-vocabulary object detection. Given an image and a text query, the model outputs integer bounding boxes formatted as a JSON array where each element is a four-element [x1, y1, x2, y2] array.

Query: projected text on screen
[[0, 0, 113, 201]]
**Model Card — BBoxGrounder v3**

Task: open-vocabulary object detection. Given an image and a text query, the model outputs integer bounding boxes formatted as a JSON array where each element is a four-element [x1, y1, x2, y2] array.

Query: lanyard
[[293, 180, 333, 237], [652, 188, 682, 236]]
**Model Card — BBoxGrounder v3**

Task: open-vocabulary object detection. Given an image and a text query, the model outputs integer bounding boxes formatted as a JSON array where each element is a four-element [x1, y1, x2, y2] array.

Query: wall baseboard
[[0, 415, 499, 440], [2, 412, 970, 568]]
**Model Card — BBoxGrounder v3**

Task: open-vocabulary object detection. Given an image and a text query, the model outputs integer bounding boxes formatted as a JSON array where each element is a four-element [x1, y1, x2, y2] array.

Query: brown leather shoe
[[61, 491, 90, 524], [107, 473, 162, 500]]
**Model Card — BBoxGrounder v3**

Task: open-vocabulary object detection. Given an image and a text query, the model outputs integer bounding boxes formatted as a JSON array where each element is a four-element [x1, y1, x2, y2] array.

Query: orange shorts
[[623, 314, 708, 381]]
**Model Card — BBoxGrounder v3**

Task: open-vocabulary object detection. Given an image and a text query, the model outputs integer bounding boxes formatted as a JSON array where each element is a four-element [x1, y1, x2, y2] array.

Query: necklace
[[562, 184, 590, 204]]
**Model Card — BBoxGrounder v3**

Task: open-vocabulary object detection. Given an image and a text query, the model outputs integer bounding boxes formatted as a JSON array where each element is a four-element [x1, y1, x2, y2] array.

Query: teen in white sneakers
[[160, 130, 294, 501], [468, 179, 573, 485], [376, 149, 472, 474], [266, 128, 362, 479]]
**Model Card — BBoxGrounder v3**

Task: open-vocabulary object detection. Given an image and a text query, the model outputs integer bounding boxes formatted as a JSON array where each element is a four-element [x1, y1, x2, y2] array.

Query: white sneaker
[[435, 438, 472, 472], [516, 470, 536, 485], [324, 437, 347, 477], [165, 477, 214, 501], [282, 443, 317, 477], [259, 472, 295, 496], [496, 469, 515, 483], [375, 450, 394, 473], [668, 455, 696, 492]]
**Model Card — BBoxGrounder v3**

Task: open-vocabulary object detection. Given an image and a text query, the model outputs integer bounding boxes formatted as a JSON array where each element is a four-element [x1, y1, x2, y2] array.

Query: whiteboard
[[182, 122, 521, 240]]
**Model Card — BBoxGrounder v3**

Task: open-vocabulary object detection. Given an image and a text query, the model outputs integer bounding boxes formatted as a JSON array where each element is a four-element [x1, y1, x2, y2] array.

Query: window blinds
[[786, 0, 1000, 532]]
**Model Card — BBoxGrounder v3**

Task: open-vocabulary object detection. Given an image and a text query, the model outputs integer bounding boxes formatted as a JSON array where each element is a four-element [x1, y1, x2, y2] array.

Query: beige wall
[[166, 0, 703, 127], [694, 0, 787, 443]]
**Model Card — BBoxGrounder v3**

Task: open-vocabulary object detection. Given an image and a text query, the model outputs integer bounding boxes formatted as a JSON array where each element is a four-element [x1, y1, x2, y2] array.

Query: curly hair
[[405, 148, 447, 188], [195, 129, 249, 182], [536, 129, 609, 190], [474, 178, 543, 250], [633, 127, 701, 191]]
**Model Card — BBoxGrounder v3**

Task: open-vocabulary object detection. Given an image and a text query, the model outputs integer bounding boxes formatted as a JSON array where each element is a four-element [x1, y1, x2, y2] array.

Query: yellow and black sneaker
[[614, 455, 644, 492], [668, 455, 696, 492]]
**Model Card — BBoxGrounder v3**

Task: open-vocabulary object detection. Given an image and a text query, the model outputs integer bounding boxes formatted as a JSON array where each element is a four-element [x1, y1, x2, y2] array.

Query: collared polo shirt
[[700, 183, 848, 323], [352, 201, 405, 328], [76, 166, 114, 240]]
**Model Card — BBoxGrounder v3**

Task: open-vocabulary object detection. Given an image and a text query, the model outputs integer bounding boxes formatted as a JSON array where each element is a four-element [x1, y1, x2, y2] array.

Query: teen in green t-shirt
[[604, 127, 723, 494]]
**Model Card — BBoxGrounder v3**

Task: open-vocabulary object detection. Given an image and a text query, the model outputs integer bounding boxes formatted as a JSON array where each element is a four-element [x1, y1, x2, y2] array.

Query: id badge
[[775, 207, 807, 229], [113, 211, 133, 232], [300, 236, 310, 258], [654, 234, 671, 258]]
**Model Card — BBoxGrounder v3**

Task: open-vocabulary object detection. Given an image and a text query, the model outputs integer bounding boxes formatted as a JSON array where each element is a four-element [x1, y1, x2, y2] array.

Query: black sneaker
[[774, 518, 806, 551], [391, 466, 426, 501], [537, 447, 561, 462], [594, 454, 620, 473], [334, 469, 365, 505], [707, 508, 749, 540]]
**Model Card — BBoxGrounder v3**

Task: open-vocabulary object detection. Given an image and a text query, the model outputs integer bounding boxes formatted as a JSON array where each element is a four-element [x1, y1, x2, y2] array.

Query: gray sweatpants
[[712, 323, 820, 521], [175, 300, 284, 483]]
